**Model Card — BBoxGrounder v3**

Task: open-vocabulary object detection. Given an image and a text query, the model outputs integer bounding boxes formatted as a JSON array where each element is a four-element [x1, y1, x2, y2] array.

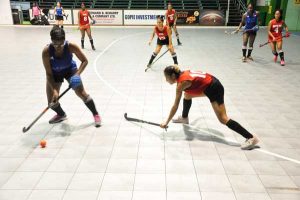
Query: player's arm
[[69, 43, 88, 75], [165, 12, 169, 26], [161, 81, 192, 128], [42, 47, 56, 91], [148, 27, 156, 45], [62, 7, 65, 16], [236, 14, 246, 32], [283, 21, 289, 34], [268, 20, 275, 40], [257, 11, 261, 25], [88, 12, 95, 23]]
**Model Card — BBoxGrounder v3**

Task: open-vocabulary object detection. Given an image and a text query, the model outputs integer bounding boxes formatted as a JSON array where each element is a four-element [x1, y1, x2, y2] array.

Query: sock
[[90, 39, 94, 46], [279, 50, 284, 61], [226, 119, 253, 139], [81, 39, 84, 47], [172, 53, 178, 64], [247, 47, 253, 57], [84, 96, 98, 115], [182, 99, 192, 118], [51, 103, 65, 116], [176, 33, 179, 39], [272, 50, 278, 56], [148, 52, 157, 64], [242, 46, 247, 57]]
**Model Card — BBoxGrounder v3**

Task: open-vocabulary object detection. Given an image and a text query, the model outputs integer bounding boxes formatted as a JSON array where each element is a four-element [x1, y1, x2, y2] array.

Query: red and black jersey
[[79, 9, 90, 26], [155, 25, 168, 40], [177, 70, 213, 95], [269, 19, 284, 41], [166, 9, 176, 23]]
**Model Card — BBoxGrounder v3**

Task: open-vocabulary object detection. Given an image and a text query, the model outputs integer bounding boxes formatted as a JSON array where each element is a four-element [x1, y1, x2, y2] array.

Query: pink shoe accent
[[274, 55, 278, 63], [94, 114, 101, 127], [280, 60, 285, 66]]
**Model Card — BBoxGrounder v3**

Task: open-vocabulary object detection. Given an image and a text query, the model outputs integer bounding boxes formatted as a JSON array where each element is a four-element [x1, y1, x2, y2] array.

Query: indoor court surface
[[0, 26, 300, 200]]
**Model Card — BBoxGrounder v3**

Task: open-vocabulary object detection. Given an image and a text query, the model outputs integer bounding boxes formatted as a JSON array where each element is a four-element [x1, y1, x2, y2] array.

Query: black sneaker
[[92, 45, 96, 50], [49, 114, 67, 124]]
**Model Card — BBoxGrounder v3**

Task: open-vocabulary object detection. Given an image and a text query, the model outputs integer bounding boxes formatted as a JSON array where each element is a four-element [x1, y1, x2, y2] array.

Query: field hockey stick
[[124, 113, 168, 130], [259, 35, 288, 48], [225, 26, 259, 35], [145, 48, 169, 72], [22, 86, 71, 133]]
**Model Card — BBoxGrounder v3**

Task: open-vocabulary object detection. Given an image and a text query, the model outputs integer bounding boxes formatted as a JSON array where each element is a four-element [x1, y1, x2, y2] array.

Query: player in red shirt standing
[[165, 3, 182, 45], [160, 65, 259, 150], [147, 16, 178, 69], [268, 9, 289, 66], [78, 3, 96, 50]]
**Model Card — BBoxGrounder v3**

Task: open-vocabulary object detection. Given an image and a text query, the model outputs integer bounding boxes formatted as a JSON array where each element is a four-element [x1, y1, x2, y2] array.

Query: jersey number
[[84, 16, 88, 21], [190, 71, 206, 78]]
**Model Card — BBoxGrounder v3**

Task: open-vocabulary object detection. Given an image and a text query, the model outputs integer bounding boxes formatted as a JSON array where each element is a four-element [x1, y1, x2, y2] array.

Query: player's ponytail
[[50, 25, 65, 41], [164, 65, 181, 79]]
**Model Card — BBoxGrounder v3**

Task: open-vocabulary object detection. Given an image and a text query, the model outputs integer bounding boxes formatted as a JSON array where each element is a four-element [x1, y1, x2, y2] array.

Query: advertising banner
[[73, 9, 122, 25], [29, 9, 73, 24], [176, 10, 200, 25], [198, 10, 225, 26], [123, 10, 165, 25]]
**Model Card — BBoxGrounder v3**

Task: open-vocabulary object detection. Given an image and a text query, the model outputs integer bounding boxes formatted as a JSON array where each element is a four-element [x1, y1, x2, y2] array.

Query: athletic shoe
[[241, 135, 259, 150], [280, 60, 285, 66], [49, 114, 67, 124], [94, 114, 101, 127], [247, 56, 253, 61], [172, 116, 189, 124], [242, 56, 246, 62], [92, 45, 96, 51], [274, 55, 278, 63], [177, 39, 182, 46]]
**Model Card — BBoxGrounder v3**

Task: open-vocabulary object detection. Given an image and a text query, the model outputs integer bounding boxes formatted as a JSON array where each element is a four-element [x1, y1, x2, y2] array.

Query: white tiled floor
[[0, 26, 300, 199]]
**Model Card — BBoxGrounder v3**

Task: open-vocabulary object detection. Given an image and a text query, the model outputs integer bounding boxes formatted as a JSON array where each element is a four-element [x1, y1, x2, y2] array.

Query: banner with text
[[123, 10, 165, 25], [73, 9, 122, 25], [176, 10, 200, 25], [29, 9, 73, 24]]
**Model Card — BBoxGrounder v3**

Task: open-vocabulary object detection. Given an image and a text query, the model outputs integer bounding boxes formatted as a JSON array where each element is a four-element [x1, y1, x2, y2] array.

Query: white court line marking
[[93, 32, 300, 165]]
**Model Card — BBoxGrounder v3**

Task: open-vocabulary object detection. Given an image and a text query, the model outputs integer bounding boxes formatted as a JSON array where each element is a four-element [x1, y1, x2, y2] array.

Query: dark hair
[[50, 25, 65, 41], [156, 15, 164, 22], [274, 9, 283, 20], [164, 65, 181, 79]]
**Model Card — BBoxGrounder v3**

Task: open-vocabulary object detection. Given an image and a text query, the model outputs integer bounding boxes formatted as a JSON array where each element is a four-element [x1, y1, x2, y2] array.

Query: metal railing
[[233, 0, 247, 15]]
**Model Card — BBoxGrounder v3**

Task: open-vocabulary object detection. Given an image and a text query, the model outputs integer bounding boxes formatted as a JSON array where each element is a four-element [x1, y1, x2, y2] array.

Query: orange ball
[[40, 140, 47, 148]]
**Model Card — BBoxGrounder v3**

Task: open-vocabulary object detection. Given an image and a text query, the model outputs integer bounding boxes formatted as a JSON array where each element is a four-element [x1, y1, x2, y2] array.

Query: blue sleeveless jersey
[[245, 11, 258, 30], [49, 41, 77, 73], [56, 7, 63, 16]]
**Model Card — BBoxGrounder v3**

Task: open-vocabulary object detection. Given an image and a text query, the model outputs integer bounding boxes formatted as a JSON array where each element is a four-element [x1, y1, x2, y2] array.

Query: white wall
[[0, 0, 13, 24]]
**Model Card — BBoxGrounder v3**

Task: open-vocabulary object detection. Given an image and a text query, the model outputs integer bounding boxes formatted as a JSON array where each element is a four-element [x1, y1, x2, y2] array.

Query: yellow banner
[[295, 0, 300, 4]]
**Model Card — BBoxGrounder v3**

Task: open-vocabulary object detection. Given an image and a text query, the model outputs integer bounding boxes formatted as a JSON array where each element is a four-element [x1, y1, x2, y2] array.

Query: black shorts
[[157, 37, 169, 46], [53, 68, 76, 83], [55, 15, 64, 21], [168, 22, 174, 27], [204, 76, 224, 105]]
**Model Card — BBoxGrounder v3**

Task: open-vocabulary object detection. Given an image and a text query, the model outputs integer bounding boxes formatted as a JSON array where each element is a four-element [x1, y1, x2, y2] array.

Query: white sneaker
[[172, 116, 189, 124], [241, 135, 259, 150]]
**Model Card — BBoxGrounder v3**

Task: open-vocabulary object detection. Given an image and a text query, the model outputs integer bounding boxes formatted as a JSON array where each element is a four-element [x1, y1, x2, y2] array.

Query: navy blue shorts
[[53, 68, 77, 83]]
